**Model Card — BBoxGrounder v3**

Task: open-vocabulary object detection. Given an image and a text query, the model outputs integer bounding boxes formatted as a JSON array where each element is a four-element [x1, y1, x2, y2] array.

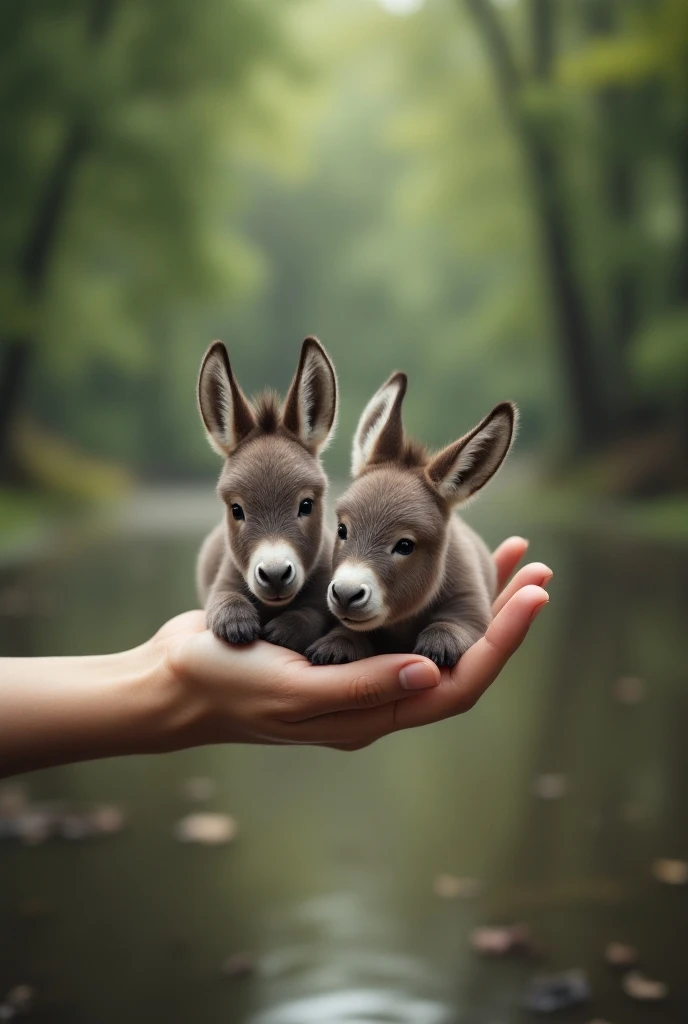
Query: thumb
[[283, 653, 440, 719]]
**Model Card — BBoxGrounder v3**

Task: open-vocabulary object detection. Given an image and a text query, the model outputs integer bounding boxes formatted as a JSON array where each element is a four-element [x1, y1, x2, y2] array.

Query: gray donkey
[[196, 337, 337, 653], [306, 372, 517, 667]]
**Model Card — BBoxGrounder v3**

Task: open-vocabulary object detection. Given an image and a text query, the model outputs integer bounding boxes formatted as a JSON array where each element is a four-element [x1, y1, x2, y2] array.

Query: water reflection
[[0, 490, 687, 1023], [252, 893, 450, 1023]]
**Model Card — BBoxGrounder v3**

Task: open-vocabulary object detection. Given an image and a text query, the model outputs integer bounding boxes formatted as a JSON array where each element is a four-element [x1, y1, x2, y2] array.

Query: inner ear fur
[[197, 341, 256, 457], [352, 371, 407, 476], [426, 402, 517, 504], [281, 336, 338, 454]]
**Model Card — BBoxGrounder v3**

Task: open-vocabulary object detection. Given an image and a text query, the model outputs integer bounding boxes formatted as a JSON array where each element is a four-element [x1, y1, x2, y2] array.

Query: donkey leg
[[206, 592, 261, 645], [305, 626, 375, 666], [413, 621, 484, 668], [261, 608, 330, 655]]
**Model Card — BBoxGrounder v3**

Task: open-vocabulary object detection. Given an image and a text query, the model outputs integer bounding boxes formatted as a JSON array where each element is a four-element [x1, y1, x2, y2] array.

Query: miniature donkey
[[306, 372, 517, 667], [196, 337, 337, 653]]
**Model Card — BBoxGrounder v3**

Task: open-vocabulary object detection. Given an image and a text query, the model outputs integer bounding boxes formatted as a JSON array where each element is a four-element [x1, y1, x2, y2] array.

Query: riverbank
[[1, 480, 687, 568]]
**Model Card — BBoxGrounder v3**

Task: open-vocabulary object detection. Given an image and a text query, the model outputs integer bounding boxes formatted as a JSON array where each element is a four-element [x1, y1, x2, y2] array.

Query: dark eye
[[393, 538, 414, 556], [231, 503, 245, 521], [337, 523, 348, 540], [299, 498, 313, 517]]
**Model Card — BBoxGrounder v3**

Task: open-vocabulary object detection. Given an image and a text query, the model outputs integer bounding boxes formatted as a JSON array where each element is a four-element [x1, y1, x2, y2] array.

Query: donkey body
[[306, 372, 516, 667], [197, 337, 337, 653]]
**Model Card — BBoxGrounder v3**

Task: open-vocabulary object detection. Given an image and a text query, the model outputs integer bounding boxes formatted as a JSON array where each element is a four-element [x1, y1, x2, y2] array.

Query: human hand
[[154, 537, 550, 752]]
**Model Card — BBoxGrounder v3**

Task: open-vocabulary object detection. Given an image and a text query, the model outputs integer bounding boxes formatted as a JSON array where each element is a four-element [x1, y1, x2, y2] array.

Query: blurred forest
[[1, 0, 687, 501]]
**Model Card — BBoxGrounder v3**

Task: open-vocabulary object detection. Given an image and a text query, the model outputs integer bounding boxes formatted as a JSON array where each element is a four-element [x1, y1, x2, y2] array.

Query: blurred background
[[1, 0, 687, 1021]]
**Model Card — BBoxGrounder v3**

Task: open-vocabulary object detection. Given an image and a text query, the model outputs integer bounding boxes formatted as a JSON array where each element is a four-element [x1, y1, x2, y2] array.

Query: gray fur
[[197, 337, 337, 653], [307, 373, 516, 666]]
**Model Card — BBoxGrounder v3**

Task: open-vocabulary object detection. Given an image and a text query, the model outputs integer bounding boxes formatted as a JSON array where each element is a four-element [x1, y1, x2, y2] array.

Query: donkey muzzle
[[329, 580, 371, 616], [254, 558, 296, 600]]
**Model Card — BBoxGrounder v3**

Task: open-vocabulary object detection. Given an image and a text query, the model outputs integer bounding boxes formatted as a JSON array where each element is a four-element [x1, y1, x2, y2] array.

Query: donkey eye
[[298, 498, 314, 517], [231, 503, 245, 521], [337, 523, 348, 541], [393, 538, 414, 556]]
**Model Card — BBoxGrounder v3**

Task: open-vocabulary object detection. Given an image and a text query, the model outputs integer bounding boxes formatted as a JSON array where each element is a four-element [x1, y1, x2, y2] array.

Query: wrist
[[129, 637, 206, 755]]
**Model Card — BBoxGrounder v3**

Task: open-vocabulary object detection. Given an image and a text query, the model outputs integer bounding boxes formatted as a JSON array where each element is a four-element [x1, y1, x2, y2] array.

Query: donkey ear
[[281, 337, 338, 453], [426, 402, 517, 504], [352, 372, 407, 476], [197, 341, 257, 457]]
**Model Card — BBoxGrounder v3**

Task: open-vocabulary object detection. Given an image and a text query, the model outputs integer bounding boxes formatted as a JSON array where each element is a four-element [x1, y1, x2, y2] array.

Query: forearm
[[0, 645, 192, 778]]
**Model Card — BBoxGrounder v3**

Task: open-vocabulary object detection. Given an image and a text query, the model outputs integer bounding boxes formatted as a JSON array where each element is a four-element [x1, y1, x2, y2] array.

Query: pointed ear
[[197, 341, 257, 457], [281, 337, 338, 453], [352, 372, 407, 476], [426, 402, 517, 504]]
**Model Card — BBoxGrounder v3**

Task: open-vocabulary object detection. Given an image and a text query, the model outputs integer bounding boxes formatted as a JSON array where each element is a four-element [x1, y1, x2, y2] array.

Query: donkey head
[[198, 337, 337, 606], [328, 372, 516, 630]]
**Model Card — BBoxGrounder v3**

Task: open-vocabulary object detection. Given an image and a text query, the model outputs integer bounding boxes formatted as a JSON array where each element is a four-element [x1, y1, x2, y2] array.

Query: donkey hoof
[[413, 627, 464, 668], [209, 605, 261, 646], [261, 614, 308, 654], [306, 635, 360, 665]]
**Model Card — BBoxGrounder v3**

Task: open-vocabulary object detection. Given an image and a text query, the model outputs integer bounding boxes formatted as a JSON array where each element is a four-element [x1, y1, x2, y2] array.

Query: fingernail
[[399, 663, 438, 690], [530, 597, 549, 623]]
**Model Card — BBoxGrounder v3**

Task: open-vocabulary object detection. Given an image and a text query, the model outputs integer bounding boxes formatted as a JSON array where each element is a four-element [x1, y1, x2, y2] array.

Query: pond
[[1, 488, 687, 1023]]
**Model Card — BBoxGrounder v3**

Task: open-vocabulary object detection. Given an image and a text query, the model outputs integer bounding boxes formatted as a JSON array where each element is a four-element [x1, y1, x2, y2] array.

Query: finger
[[493, 536, 528, 592], [393, 585, 549, 731], [492, 562, 552, 616], [280, 654, 441, 721], [280, 703, 394, 745], [154, 610, 207, 639]]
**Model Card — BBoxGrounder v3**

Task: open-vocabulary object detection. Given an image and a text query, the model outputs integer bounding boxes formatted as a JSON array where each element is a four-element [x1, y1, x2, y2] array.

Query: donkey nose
[[255, 560, 295, 592], [330, 581, 371, 614]]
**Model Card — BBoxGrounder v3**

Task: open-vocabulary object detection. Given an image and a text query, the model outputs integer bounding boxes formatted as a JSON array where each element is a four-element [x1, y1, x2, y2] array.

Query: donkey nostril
[[351, 588, 366, 605], [331, 583, 340, 604], [257, 565, 269, 584], [281, 562, 294, 583]]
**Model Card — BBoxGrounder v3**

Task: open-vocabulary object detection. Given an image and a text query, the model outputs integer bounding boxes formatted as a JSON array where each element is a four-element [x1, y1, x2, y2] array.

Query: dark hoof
[[209, 606, 261, 646], [413, 627, 464, 668], [305, 636, 360, 665]]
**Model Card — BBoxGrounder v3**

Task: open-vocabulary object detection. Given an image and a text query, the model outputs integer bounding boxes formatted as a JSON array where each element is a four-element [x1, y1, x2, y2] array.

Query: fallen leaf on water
[[653, 858, 688, 885], [221, 953, 256, 978], [613, 676, 644, 705], [471, 924, 533, 956], [532, 774, 567, 800], [91, 805, 125, 835], [182, 777, 216, 802], [175, 813, 237, 845], [622, 970, 667, 1001], [605, 941, 638, 967], [525, 969, 590, 1013], [0, 785, 28, 817], [618, 802, 646, 825], [433, 874, 481, 899], [6, 986, 33, 1011]]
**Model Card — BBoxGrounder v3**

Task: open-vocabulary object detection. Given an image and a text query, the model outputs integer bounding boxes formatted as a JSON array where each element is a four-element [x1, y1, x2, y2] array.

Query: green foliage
[[632, 308, 688, 401], [0, 0, 686, 492]]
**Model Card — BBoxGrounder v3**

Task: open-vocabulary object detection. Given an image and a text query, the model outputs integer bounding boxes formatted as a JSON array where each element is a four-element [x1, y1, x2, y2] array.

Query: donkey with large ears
[[306, 372, 517, 667], [196, 336, 338, 653]]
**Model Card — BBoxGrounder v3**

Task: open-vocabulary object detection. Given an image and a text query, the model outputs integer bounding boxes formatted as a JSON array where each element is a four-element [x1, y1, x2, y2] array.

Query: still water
[[0, 490, 687, 1023]]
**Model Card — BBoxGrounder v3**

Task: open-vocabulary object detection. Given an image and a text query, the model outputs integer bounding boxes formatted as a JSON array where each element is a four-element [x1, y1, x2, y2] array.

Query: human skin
[[0, 538, 550, 777]]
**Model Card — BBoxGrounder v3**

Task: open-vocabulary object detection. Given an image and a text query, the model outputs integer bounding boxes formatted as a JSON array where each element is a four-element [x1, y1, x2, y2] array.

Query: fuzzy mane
[[399, 437, 429, 468], [251, 389, 281, 433]]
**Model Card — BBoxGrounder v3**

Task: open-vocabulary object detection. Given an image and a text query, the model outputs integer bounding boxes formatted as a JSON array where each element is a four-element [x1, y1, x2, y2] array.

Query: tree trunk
[[465, 0, 609, 453], [672, 124, 688, 479], [584, 0, 639, 437], [527, 134, 611, 447], [0, 0, 117, 483], [0, 340, 33, 482]]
